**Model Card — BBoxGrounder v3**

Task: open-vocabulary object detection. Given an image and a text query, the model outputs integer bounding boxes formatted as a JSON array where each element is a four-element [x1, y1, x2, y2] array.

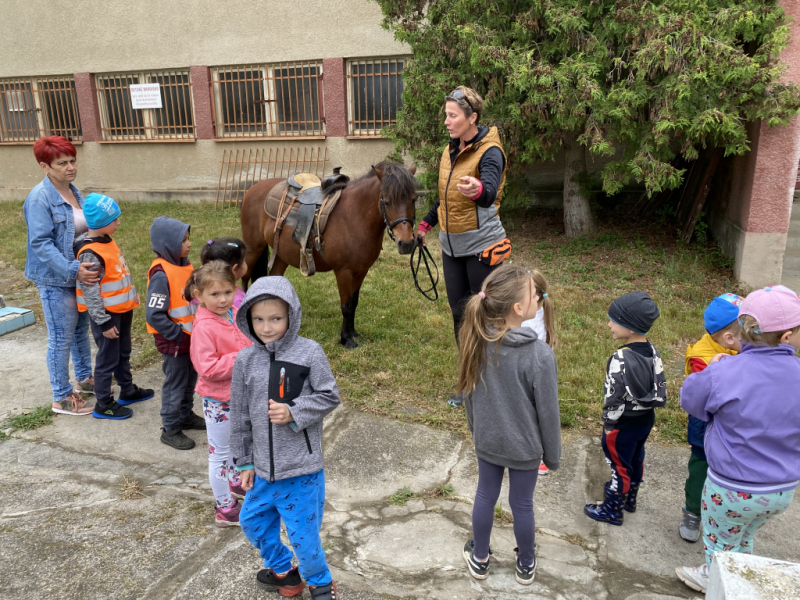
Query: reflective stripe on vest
[[76, 240, 140, 314], [146, 259, 196, 336]]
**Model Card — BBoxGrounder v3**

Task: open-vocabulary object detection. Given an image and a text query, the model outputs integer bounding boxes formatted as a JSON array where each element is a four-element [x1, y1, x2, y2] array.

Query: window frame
[[95, 69, 196, 142], [0, 75, 83, 144], [346, 57, 408, 138], [209, 61, 326, 140]]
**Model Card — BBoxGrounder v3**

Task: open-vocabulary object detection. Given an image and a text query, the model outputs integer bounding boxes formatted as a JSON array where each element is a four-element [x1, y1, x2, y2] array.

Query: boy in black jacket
[[584, 291, 667, 525]]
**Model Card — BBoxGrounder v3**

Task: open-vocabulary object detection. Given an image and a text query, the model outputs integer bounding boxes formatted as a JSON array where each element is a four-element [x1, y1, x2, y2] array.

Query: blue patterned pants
[[240, 470, 331, 587], [701, 478, 795, 566]]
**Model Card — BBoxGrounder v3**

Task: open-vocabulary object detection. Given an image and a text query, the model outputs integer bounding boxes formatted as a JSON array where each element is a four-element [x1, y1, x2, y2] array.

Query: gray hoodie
[[230, 276, 340, 482], [465, 327, 562, 471]]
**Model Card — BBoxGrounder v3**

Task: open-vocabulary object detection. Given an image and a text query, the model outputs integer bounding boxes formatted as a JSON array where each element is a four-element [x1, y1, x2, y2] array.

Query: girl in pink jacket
[[186, 261, 252, 526]]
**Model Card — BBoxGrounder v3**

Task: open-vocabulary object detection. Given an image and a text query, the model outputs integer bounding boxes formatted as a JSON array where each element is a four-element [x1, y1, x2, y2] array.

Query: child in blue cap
[[76, 193, 153, 419], [678, 293, 742, 542]]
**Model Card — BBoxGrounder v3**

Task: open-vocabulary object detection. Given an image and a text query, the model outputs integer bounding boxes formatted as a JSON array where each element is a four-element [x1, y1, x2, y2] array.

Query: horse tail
[[247, 245, 271, 289]]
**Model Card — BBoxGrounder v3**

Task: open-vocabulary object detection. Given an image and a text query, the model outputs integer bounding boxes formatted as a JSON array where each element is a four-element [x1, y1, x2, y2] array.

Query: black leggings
[[442, 251, 497, 342], [473, 457, 539, 566]]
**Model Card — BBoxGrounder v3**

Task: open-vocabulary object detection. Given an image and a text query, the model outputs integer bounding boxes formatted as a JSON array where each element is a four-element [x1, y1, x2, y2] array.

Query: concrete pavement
[[2, 322, 799, 600]]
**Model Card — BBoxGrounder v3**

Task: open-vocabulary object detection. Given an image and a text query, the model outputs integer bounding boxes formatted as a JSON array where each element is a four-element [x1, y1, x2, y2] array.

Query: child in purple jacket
[[676, 285, 800, 594]]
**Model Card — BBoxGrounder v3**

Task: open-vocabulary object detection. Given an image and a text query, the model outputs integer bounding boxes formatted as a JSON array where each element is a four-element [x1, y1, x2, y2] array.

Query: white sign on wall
[[129, 83, 162, 109]]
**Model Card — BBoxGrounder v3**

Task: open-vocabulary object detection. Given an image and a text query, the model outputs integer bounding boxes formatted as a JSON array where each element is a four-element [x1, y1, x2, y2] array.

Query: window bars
[[0, 76, 82, 143], [215, 146, 329, 209], [95, 70, 195, 141], [347, 58, 405, 137], [210, 61, 325, 139]]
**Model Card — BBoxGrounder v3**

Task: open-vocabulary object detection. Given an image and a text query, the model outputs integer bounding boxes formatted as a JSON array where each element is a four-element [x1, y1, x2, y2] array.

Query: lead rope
[[410, 235, 439, 301]]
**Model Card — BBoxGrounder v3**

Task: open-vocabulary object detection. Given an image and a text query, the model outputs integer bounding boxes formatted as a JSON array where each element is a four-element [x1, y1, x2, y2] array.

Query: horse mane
[[325, 160, 417, 204]]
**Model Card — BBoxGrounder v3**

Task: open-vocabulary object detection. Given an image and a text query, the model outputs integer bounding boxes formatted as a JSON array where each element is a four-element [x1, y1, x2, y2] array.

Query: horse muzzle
[[397, 238, 415, 255]]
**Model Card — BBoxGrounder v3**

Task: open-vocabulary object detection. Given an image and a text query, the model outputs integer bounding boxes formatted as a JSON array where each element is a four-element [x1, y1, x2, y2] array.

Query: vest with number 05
[[145, 259, 196, 335], [76, 240, 140, 313]]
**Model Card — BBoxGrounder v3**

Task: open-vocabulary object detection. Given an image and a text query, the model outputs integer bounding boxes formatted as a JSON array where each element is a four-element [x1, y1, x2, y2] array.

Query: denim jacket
[[23, 176, 85, 287]]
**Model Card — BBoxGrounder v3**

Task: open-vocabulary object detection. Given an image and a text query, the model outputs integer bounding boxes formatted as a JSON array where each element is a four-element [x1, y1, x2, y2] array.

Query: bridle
[[380, 193, 414, 242]]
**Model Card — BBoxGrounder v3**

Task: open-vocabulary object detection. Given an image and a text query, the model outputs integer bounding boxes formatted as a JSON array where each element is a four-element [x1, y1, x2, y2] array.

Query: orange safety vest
[[76, 239, 140, 313], [145, 259, 196, 335]]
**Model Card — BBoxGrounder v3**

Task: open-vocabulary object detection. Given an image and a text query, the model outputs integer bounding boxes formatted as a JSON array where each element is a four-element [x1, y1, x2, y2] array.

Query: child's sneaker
[[52, 392, 94, 415], [214, 499, 241, 528], [514, 547, 536, 585], [309, 582, 338, 600], [462, 539, 490, 580], [117, 384, 155, 406], [160, 428, 196, 450], [92, 400, 133, 420], [538, 462, 549, 476], [257, 566, 305, 597], [229, 481, 247, 500], [679, 507, 701, 542], [178, 412, 207, 430], [74, 376, 95, 395], [675, 563, 709, 593]]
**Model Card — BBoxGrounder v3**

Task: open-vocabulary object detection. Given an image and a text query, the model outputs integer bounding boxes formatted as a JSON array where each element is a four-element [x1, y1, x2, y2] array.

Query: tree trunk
[[563, 132, 597, 238]]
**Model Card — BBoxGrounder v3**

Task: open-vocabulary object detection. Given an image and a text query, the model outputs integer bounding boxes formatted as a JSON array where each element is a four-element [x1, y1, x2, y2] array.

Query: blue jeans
[[240, 470, 331, 587], [37, 285, 92, 402]]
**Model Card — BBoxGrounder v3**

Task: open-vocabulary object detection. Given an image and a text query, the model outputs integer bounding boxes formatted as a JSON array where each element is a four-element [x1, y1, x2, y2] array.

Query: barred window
[[95, 70, 195, 141], [210, 61, 324, 138], [0, 76, 82, 143], [347, 58, 405, 137]]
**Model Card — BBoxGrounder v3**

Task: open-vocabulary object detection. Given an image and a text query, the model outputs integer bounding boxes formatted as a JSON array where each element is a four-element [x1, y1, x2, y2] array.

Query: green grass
[[2, 405, 55, 434], [0, 200, 742, 443]]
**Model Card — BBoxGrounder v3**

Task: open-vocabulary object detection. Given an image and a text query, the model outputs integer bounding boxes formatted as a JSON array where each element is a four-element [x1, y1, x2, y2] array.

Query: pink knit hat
[[738, 285, 800, 333]]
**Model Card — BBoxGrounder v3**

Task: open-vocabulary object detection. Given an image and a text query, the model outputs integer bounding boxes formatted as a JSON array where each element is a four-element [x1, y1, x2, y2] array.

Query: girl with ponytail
[[456, 264, 561, 587]]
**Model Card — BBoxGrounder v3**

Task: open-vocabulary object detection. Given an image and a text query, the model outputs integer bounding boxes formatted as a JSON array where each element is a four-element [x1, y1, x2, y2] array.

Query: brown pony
[[240, 161, 418, 348]]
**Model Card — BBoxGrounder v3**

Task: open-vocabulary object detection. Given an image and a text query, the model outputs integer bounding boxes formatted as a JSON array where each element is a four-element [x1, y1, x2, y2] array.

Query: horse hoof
[[341, 337, 358, 349]]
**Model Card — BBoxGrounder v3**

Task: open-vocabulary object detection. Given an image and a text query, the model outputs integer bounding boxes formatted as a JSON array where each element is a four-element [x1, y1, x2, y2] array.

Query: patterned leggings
[[701, 478, 795, 566], [203, 398, 242, 507]]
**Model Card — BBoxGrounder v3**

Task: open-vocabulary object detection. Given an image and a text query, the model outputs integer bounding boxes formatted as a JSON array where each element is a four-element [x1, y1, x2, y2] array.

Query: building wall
[[0, 0, 407, 76]]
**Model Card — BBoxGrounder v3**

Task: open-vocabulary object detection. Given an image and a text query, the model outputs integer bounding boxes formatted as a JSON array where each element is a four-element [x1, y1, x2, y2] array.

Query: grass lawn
[[0, 199, 743, 443]]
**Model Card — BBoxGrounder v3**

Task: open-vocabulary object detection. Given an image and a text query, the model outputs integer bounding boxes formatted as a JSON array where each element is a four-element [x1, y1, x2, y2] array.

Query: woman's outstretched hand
[[77, 262, 100, 284]]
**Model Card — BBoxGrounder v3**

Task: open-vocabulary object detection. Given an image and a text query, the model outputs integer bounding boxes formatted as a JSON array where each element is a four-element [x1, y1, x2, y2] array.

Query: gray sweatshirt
[[230, 276, 340, 482], [465, 327, 562, 471]]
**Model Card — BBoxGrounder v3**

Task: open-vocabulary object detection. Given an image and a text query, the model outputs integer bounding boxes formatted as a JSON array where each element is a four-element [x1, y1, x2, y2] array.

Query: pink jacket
[[190, 306, 252, 402]]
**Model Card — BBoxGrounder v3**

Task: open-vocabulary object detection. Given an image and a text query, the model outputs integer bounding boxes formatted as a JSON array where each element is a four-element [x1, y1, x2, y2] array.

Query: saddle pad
[[264, 182, 342, 236], [288, 172, 321, 192]]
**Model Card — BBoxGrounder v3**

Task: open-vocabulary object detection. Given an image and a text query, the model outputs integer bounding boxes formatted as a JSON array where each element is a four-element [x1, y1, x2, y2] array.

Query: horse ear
[[409, 163, 417, 175], [373, 165, 384, 180]]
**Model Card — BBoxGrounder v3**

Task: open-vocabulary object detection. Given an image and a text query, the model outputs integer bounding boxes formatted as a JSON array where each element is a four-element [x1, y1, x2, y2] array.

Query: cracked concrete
[[2, 323, 800, 599]]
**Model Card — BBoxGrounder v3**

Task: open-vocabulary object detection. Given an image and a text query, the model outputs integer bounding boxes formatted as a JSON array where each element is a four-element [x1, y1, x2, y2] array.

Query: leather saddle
[[265, 167, 350, 276]]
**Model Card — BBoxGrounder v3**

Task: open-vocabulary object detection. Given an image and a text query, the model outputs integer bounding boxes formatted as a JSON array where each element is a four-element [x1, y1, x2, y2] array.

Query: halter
[[379, 193, 414, 242]]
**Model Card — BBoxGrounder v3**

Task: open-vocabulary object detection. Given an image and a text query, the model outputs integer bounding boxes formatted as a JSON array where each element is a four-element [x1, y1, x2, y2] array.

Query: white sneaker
[[676, 563, 708, 593]]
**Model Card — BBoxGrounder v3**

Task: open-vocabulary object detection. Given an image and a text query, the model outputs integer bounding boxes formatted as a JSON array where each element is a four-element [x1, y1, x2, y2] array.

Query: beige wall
[[0, 0, 407, 77], [0, 138, 397, 202]]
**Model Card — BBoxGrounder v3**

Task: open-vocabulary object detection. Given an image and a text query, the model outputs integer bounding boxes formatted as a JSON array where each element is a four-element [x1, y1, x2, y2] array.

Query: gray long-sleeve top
[[75, 236, 113, 330], [465, 327, 562, 471]]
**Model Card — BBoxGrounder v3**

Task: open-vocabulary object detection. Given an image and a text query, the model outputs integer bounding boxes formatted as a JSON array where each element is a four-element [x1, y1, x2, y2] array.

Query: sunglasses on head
[[446, 89, 474, 112]]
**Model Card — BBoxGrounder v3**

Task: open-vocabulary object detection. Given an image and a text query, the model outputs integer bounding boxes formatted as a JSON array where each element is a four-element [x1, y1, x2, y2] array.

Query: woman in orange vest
[[416, 86, 510, 407]]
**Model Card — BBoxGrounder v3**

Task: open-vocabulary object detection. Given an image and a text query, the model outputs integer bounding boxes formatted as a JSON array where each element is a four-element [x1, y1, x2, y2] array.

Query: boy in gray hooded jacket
[[232, 276, 340, 600]]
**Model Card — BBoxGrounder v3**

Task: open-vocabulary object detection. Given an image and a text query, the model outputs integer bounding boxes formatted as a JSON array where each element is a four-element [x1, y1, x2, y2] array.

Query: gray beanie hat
[[608, 291, 660, 335]]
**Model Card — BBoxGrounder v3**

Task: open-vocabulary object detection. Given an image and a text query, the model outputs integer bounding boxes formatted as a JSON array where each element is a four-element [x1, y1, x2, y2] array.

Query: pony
[[240, 161, 418, 348]]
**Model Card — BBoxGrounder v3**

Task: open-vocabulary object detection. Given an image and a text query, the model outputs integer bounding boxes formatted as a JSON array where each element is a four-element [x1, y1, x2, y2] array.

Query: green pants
[[684, 451, 708, 516]]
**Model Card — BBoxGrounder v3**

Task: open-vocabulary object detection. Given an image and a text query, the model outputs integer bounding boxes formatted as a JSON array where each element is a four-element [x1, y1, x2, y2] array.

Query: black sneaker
[[257, 566, 304, 596], [514, 547, 536, 585], [118, 384, 155, 406], [178, 412, 206, 430], [92, 400, 133, 420], [160, 428, 196, 450], [309, 582, 338, 600], [462, 539, 490, 580]]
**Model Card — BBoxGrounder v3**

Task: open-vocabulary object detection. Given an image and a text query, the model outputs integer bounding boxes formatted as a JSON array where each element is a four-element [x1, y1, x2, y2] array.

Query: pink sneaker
[[229, 481, 247, 500], [538, 462, 549, 476], [214, 499, 241, 528]]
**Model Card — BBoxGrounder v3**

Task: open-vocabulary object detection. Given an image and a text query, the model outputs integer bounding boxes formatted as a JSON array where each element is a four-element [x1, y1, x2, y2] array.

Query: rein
[[379, 192, 439, 301]]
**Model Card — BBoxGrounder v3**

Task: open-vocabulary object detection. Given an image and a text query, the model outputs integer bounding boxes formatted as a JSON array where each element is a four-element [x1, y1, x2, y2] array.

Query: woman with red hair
[[23, 136, 100, 415]]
